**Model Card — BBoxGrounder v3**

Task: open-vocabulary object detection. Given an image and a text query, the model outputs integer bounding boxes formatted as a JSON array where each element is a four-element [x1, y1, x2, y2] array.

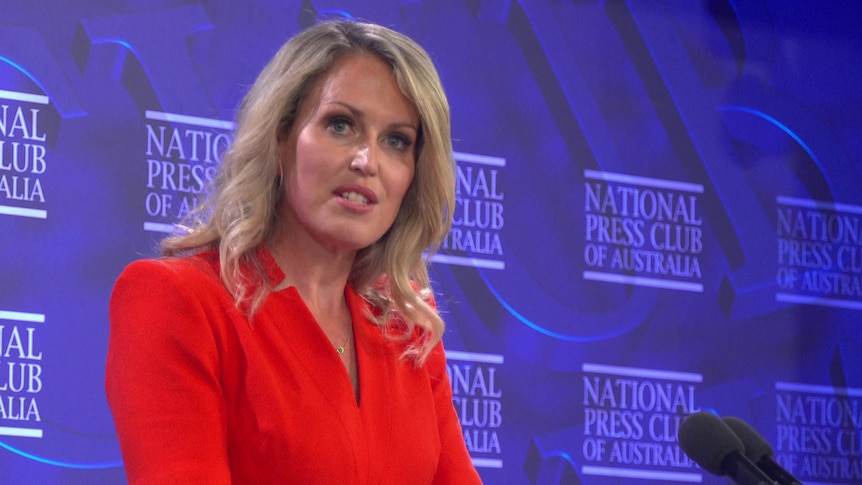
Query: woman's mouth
[[341, 191, 370, 205]]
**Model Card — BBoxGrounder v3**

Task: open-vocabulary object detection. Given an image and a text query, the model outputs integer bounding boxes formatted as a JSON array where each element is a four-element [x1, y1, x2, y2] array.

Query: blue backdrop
[[1, 1, 861, 483]]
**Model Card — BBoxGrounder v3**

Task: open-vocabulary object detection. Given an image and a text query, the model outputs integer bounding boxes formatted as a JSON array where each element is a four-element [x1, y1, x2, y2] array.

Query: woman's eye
[[329, 118, 352, 134], [386, 134, 411, 151]]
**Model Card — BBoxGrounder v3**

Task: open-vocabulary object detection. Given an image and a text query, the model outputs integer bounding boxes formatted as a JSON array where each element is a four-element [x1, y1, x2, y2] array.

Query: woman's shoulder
[[114, 249, 225, 299], [110, 249, 239, 329], [120, 249, 220, 279]]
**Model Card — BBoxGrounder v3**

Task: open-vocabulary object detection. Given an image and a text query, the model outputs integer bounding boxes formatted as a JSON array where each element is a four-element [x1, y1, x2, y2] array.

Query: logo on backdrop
[[0, 310, 44, 439], [142, 110, 231, 233], [773, 382, 862, 483], [580, 363, 701, 482], [775, 196, 862, 310], [446, 350, 504, 470], [0, 90, 49, 220], [433, 152, 505, 270], [582, 170, 704, 293]]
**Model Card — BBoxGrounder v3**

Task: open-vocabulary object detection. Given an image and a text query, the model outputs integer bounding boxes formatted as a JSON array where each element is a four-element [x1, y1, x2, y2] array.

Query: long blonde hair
[[162, 20, 454, 364]]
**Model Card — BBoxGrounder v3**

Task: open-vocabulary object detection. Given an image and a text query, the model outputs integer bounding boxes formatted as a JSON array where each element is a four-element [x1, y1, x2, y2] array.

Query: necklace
[[336, 322, 352, 355]]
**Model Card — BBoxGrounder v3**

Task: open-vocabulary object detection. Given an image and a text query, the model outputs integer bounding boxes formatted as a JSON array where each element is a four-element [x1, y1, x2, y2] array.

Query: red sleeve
[[427, 340, 484, 484], [105, 259, 231, 484]]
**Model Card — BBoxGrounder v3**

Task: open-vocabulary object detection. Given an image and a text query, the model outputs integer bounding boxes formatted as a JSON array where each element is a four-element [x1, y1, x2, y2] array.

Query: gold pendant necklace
[[336, 323, 352, 354]]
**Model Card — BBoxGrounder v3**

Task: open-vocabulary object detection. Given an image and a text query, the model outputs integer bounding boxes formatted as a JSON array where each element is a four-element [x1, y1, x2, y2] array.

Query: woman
[[106, 19, 482, 483]]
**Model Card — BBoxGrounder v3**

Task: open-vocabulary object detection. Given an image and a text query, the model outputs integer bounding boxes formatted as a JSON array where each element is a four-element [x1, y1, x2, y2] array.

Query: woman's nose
[[349, 144, 377, 175]]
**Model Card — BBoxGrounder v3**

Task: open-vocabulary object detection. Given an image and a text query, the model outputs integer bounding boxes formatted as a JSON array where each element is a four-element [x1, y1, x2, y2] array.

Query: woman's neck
[[267, 232, 357, 315]]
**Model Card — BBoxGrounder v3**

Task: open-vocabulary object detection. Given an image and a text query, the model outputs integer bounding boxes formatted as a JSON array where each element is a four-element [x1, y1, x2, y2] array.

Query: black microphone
[[723, 416, 804, 485], [678, 411, 777, 485]]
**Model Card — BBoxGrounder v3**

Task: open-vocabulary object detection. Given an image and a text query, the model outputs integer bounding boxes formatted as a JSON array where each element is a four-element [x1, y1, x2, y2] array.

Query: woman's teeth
[[342, 192, 369, 205]]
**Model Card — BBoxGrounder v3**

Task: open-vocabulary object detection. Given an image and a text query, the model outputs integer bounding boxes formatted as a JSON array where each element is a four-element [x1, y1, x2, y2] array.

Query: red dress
[[105, 249, 481, 484]]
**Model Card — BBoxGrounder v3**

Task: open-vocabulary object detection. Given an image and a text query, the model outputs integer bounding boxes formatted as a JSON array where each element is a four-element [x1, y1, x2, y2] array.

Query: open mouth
[[341, 191, 370, 205]]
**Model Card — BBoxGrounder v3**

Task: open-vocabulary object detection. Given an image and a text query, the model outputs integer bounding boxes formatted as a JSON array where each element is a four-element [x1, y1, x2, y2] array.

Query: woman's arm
[[105, 259, 231, 484], [427, 340, 484, 484]]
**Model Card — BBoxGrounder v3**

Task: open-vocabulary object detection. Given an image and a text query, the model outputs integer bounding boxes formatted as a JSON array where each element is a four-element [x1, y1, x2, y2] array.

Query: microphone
[[723, 416, 803, 485], [678, 411, 777, 485]]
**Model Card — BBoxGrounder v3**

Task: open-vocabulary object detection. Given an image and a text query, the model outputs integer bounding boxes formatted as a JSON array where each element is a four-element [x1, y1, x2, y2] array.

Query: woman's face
[[278, 54, 419, 253]]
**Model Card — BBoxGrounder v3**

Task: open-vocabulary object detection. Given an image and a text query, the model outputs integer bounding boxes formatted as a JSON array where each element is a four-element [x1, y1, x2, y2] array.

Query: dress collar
[[256, 245, 362, 302]]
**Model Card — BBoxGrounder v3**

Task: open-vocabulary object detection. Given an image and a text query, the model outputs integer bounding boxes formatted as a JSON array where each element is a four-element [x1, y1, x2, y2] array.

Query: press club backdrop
[[1, 1, 861, 483]]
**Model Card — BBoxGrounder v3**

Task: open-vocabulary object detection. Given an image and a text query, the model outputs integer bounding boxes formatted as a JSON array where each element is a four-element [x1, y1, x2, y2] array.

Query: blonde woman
[[106, 19, 481, 483]]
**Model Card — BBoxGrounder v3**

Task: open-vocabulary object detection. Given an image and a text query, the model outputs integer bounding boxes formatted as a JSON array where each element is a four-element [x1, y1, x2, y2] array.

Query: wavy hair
[[162, 20, 454, 364]]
